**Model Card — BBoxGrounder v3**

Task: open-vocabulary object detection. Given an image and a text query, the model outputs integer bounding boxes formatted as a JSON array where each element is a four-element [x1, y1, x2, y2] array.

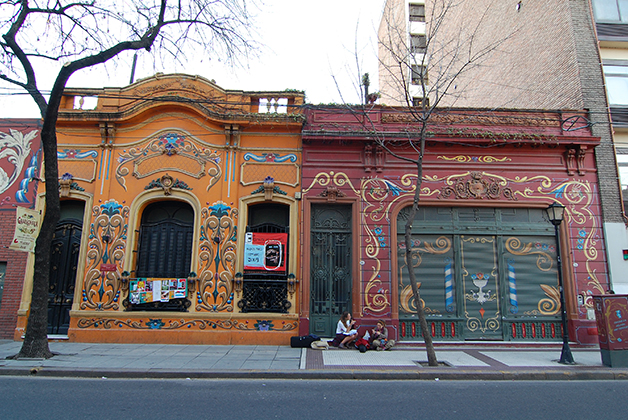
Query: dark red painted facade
[[0, 119, 42, 338], [300, 107, 606, 344]]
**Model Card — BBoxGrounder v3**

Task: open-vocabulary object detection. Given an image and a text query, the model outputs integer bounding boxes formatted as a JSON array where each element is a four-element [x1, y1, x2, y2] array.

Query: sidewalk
[[1, 339, 626, 380]]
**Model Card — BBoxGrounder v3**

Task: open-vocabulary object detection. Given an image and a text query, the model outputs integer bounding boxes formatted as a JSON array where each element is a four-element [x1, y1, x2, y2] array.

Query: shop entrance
[[309, 204, 352, 337]]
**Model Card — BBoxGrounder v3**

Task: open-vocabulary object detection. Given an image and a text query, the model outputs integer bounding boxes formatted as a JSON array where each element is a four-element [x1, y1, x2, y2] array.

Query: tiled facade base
[[17, 314, 300, 345]]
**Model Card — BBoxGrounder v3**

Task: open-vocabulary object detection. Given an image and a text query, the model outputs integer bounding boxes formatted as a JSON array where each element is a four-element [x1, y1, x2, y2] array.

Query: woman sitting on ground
[[370, 319, 395, 351], [332, 311, 358, 349]]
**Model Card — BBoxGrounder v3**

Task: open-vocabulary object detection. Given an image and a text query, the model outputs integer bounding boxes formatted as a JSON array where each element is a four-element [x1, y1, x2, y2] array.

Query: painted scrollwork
[[196, 202, 238, 312], [440, 171, 516, 200], [0, 128, 36, 195], [505, 237, 554, 271], [81, 200, 129, 310], [77, 317, 297, 331], [538, 284, 561, 315], [398, 236, 452, 315], [115, 132, 222, 191]]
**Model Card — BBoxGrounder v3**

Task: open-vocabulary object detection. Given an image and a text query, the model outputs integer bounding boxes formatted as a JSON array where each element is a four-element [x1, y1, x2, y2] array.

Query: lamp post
[[546, 202, 575, 365]]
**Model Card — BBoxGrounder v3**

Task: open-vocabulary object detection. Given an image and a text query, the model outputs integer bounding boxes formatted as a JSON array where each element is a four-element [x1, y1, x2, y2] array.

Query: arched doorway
[[48, 200, 85, 335]]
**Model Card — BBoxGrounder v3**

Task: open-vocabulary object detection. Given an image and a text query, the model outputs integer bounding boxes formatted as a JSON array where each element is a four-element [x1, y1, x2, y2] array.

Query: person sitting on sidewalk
[[369, 319, 395, 351], [329, 311, 359, 349]]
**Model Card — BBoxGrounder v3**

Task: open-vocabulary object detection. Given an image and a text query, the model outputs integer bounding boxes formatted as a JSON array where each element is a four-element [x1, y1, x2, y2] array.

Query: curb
[[1, 367, 627, 381]]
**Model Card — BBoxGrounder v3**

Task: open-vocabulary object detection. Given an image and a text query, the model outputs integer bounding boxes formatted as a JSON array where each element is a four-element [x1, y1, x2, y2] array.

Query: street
[[1, 377, 627, 419]]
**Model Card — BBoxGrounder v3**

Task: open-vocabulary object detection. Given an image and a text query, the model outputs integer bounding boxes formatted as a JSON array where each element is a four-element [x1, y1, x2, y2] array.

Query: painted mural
[[0, 121, 41, 208], [0, 120, 42, 339], [301, 107, 606, 344]]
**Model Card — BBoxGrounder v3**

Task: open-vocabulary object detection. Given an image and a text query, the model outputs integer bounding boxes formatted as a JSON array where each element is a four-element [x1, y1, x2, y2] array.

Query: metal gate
[[460, 235, 502, 339], [397, 207, 563, 342], [310, 204, 352, 337], [48, 221, 82, 335]]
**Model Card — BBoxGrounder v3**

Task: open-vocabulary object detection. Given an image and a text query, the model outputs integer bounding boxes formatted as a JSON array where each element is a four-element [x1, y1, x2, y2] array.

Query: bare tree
[[1, 0, 258, 359], [334, 0, 517, 366]]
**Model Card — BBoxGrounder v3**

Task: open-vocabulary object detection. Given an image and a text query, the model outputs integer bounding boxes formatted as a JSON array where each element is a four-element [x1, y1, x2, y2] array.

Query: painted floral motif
[[196, 202, 238, 312], [77, 318, 297, 331], [81, 200, 129, 311], [303, 169, 607, 319], [115, 132, 221, 191], [243, 152, 297, 163], [0, 129, 36, 195]]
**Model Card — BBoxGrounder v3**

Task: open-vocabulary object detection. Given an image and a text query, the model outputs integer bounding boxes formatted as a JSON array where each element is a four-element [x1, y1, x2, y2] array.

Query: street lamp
[[546, 202, 575, 364]]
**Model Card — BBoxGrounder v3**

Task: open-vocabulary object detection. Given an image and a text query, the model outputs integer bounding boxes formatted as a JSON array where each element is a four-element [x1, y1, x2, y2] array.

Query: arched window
[[136, 201, 194, 278]]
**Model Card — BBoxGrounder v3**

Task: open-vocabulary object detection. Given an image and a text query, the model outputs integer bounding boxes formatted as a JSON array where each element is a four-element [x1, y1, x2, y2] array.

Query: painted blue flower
[[146, 319, 165, 329], [100, 200, 122, 216], [255, 320, 273, 331], [209, 202, 231, 218]]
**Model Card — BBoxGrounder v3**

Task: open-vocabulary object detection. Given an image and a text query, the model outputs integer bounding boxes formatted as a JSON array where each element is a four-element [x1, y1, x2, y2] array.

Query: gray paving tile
[[269, 361, 300, 370], [241, 361, 272, 369]]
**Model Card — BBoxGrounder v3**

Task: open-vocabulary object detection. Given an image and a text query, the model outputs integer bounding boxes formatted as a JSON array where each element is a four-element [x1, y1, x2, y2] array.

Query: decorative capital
[[319, 186, 346, 203]]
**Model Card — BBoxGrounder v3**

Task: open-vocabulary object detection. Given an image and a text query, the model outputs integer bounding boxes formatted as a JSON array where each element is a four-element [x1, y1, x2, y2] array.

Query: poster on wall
[[129, 278, 187, 304], [9, 207, 41, 253], [243, 232, 288, 273]]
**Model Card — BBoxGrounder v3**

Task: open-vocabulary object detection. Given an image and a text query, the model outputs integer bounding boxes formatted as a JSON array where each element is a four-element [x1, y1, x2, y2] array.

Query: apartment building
[[594, 0, 628, 218]]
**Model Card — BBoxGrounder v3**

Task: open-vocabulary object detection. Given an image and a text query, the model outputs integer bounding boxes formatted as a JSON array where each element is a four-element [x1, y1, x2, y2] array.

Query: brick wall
[[569, 0, 625, 224], [0, 210, 28, 339], [428, 0, 584, 109]]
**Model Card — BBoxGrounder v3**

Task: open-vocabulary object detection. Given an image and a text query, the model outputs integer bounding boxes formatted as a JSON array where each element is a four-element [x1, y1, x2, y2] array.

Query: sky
[[0, 0, 387, 118]]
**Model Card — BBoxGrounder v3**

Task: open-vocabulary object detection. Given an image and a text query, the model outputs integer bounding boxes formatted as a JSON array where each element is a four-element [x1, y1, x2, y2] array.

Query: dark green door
[[310, 204, 352, 337]]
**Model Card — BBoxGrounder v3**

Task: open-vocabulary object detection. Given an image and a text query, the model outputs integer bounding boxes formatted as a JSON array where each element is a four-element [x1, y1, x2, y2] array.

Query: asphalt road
[[1, 377, 627, 419]]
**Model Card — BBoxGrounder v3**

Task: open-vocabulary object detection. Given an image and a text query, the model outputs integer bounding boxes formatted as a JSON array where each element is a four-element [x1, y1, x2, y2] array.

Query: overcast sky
[[0, 1, 386, 118]]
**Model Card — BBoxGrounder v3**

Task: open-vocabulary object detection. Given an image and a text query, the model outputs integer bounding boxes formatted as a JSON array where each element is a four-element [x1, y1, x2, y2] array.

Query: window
[[240, 203, 291, 313], [604, 64, 628, 106], [410, 34, 427, 54], [136, 201, 194, 278], [592, 0, 628, 23], [412, 97, 429, 108], [616, 150, 628, 211], [411, 65, 428, 85], [409, 4, 425, 22]]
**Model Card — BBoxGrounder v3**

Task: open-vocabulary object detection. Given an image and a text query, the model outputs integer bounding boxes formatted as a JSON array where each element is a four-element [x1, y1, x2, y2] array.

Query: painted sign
[[9, 207, 41, 253], [593, 295, 628, 351], [243, 232, 288, 273]]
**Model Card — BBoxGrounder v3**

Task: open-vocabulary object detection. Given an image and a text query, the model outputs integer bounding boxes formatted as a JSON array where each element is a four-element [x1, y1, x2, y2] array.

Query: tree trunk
[[404, 160, 438, 366], [16, 110, 62, 359]]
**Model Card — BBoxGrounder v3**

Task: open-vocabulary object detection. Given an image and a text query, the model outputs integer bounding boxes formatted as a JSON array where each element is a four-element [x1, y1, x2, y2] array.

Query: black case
[[290, 335, 318, 348]]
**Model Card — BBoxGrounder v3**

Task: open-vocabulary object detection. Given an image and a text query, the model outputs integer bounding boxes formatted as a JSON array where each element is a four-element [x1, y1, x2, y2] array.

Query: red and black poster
[[244, 232, 288, 273]]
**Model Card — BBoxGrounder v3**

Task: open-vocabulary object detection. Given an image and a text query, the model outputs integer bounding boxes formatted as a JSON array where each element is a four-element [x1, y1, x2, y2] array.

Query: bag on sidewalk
[[311, 340, 329, 350], [290, 334, 319, 348], [355, 337, 370, 353]]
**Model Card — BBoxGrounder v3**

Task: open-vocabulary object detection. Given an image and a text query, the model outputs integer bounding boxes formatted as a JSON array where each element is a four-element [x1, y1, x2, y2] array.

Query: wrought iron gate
[[48, 221, 82, 335], [310, 204, 352, 337]]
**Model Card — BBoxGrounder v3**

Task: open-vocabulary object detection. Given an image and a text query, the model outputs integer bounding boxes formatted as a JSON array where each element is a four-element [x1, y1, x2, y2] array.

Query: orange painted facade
[[15, 74, 305, 345]]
